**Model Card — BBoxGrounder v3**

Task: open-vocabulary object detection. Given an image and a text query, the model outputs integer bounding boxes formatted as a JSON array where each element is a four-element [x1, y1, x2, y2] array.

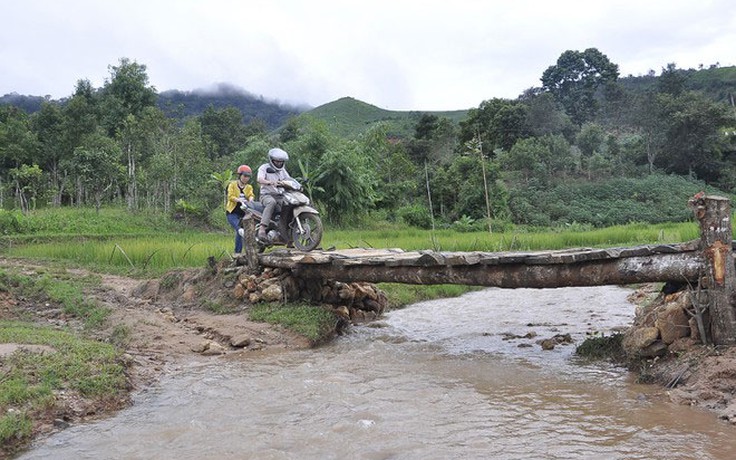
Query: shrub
[[507, 174, 725, 227], [0, 210, 23, 235], [173, 199, 210, 227], [397, 204, 432, 229], [451, 215, 477, 232]]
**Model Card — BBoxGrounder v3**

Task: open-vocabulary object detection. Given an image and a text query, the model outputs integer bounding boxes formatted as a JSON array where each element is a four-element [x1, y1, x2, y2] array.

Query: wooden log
[[239, 214, 260, 273], [690, 194, 736, 345], [291, 252, 704, 289]]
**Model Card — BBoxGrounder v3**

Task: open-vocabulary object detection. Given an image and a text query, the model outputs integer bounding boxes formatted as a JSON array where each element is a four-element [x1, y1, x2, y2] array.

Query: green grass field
[[1, 207, 701, 275]]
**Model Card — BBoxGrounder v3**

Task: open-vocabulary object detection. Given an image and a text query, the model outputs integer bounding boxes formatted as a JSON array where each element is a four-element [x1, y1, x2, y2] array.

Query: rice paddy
[[2, 213, 701, 276]]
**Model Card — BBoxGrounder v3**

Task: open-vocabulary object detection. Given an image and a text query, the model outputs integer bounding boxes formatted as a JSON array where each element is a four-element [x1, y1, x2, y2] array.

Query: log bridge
[[239, 195, 736, 345]]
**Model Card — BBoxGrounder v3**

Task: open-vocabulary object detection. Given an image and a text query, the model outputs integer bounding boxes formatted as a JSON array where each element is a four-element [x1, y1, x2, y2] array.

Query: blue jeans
[[226, 212, 243, 253]]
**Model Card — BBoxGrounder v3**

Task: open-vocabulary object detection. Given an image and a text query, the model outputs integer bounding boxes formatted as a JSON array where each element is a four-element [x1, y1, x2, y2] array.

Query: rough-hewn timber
[[249, 242, 705, 289], [690, 195, 736, 345]]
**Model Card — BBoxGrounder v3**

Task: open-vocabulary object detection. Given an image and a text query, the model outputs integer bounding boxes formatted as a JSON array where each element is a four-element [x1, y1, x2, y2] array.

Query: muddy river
[[20, 287, 736, 459]]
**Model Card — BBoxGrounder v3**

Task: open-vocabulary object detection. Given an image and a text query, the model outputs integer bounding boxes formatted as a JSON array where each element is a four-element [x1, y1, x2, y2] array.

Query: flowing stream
[[20, 287, 736, 459]]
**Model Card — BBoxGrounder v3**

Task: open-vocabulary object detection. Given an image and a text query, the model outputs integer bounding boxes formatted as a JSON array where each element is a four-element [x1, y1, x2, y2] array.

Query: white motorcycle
[[240, 178, 323, 252]]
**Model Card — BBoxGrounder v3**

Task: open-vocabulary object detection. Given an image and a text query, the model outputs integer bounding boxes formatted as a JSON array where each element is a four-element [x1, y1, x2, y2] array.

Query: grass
[[325, 220, 700, 253], [249, 302, 337, 343], [0, 265, 127, 453], [0, 268, 109, 329], [2, 211, 701, 277], [0, 321, 126, 450], [575, 333, 626, 362], [3, 233, 233, 276], [379, 283, 478, 309], [0, 209, 704, 314]]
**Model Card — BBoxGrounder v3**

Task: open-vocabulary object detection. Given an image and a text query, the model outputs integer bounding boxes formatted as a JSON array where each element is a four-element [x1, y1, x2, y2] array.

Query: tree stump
[[239, 214, 260, 274], [690, 194, 736, 345]]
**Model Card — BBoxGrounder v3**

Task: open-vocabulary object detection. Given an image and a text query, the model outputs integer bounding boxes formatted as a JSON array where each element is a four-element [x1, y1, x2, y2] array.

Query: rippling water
[[19, 287, 736, 459]]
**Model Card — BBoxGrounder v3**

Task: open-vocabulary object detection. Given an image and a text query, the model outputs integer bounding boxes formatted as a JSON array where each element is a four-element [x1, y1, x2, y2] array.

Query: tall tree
[[459, 98, 530, 152], [541, 48, 619, 124], [100, 57, 157, 136], [31, 102, 66, 205], [68, 132, 121, 212], [199, 106, 249, 159], [656, 91, 731, 179], [658, 63, 688, 96]]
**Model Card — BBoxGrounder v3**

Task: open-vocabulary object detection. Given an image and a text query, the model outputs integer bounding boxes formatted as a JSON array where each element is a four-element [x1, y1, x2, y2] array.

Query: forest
[[1, 49, 735, 232]]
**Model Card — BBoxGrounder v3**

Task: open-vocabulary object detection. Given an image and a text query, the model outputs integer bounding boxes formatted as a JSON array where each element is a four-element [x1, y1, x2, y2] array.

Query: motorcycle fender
[[293, 206, 319, 217]]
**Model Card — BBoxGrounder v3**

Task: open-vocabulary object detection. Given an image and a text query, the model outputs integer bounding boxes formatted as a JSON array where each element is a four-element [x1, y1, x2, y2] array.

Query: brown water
[[20, 287, 736, 459]]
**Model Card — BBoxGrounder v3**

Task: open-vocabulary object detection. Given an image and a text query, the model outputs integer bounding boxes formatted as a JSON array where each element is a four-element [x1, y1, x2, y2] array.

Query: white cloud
[[1, 0, 735, 110]]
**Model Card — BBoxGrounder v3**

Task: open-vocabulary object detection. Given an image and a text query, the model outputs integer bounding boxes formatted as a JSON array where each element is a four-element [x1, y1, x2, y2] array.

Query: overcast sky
[[2, 0, 734, 111]]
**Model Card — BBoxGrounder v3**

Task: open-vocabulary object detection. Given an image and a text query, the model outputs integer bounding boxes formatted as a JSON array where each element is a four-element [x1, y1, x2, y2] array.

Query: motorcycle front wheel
[[292, 212, 323, 251]]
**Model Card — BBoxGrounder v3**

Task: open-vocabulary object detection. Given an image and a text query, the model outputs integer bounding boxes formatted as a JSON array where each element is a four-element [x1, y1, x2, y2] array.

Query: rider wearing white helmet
[[257, 148, 296, 241]]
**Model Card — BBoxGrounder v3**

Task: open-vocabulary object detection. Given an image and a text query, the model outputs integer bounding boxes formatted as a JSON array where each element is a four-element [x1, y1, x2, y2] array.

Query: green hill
[[303, 97, 468, 138], [619, 65, 736, 104]]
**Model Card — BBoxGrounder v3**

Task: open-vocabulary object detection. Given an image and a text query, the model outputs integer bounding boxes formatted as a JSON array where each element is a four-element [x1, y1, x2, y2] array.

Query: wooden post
[[239, 214, 260, 273], [690, 194, 736, 345]]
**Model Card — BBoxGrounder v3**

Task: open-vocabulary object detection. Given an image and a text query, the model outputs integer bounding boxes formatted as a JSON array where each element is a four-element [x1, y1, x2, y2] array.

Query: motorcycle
[[238, 177, 323, 252]]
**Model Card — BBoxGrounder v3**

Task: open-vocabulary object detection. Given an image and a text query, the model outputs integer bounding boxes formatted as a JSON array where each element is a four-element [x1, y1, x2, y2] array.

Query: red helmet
[[236, 165, 252, 176]]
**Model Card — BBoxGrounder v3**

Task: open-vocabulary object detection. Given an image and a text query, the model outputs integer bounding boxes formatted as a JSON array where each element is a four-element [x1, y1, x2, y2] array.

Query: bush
[[507, 174, 726, 227], [173, 199, 211, 227], [451, 215, 478, 232], [397, 204, 432, 229], [0, 210, 23, 235]]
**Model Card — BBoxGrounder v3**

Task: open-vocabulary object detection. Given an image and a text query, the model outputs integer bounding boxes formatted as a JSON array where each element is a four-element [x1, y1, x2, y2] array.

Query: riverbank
[[6, 259, 736, 456], [0, 256, 470, 457], [0, 259, 318, 457], [616, 283, 736, 424]]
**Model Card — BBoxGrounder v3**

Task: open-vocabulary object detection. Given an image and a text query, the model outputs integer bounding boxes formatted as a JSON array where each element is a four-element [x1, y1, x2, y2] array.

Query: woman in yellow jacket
[[225, 165, 255, 253]]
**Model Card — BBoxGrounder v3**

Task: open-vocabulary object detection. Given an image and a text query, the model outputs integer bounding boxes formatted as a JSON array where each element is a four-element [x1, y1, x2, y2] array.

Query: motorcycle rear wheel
[[292, 212, 323, 251]]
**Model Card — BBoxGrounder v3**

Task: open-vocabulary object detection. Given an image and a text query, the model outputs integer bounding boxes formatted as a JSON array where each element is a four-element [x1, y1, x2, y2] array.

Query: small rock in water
[[53, 419, 70, 429], [540, 339, 556, 350], [230, 335, 251, 348]]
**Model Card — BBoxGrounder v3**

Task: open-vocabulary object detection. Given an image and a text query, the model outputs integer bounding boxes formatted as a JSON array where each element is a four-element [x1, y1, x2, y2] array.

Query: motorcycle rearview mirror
[[266, 167, 276, 174]]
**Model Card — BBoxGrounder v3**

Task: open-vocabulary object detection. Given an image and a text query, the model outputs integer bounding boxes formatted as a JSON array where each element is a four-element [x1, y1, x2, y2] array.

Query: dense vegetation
[[1, 50, 735, 231]]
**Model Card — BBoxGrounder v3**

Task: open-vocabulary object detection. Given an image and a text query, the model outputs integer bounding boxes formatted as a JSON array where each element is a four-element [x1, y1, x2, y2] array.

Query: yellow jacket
[[225, 180, 254, 213]]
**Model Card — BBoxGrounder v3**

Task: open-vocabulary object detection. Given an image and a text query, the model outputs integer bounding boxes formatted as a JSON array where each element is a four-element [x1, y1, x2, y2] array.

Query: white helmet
[[268, 148, 289, 171]]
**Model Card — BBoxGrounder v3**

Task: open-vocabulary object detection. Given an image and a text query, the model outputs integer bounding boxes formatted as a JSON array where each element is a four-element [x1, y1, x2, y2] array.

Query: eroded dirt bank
[[624, 283, 736, 424], [0, 260, 313, 456]]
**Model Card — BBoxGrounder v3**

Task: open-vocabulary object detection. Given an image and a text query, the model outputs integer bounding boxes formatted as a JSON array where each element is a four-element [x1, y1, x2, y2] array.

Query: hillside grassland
[[305, 96, 468, 138]]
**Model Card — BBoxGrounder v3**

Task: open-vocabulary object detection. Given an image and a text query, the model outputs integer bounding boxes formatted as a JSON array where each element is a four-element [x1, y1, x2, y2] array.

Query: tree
[[99, 58, 157, 136], [521, 91, 573, 138], [0, 107, 39, 168], [431, 154, 508, 222], [541, 48, 619, 124], [358, 123, 416, 209], [199, 106, 249, 160], [576, 123, 605, 157], [459, 98, 530, 152], [9, 164, 43, 213], [656, 91, 732, 180], [313, 144, 376, 224], [31, 102, 66, 205], [69, 133, 121, 212], [658, 63, 687, 96]]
